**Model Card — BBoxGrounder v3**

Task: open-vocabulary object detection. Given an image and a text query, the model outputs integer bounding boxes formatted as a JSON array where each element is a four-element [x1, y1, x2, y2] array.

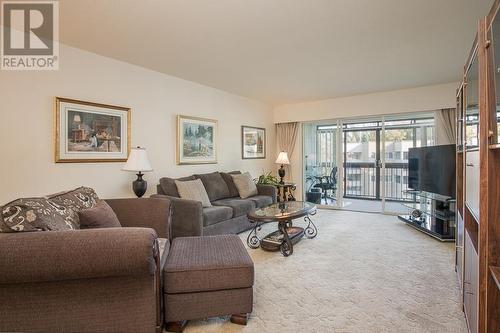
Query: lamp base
[[133, 172, 147, 198], [278, 165, 286, 185]]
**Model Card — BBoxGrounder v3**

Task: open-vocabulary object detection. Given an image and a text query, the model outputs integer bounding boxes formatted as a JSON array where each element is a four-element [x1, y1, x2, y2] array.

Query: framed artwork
[[241, 125, 266, 159], [54, 97, 131, 163], [177, 115, 218, 165]]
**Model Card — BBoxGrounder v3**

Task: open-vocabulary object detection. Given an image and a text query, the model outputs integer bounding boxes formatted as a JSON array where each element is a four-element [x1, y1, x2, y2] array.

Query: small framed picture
[[242, 125, 266, 159], [54, 97, 131, 163], [177, 115, 218, 165]]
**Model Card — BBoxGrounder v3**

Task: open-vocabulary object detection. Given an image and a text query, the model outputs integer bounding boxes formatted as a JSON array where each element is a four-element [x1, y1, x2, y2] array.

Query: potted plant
[[255, 171, 279, 186]]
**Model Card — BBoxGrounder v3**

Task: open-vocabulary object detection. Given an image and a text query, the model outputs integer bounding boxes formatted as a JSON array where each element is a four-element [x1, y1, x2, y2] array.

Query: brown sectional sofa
[[153, 171, 277, 238], [0, 197, 171, 333], [1, 188, 256, 332]]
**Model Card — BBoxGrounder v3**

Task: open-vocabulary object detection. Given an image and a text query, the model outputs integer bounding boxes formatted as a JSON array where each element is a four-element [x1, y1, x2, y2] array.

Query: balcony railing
[[305, 162, 415, 202], [344, 162, 413, 201]]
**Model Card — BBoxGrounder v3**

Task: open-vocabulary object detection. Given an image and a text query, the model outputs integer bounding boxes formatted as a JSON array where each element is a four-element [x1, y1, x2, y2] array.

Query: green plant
[[255, 170, 279, 185]]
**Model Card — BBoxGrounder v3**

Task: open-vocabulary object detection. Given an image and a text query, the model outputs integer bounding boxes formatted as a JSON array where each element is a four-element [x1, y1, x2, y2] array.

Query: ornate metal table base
[[246, 223, 262, 249], [246, 213, 317, 257], [304, 214, 318, 239]]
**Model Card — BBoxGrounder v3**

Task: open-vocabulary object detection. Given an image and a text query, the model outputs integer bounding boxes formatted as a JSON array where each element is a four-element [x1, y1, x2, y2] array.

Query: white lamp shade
[[275, 151, 290, 165], [122, 147, 153, 172], [73, 114, 81, 122]]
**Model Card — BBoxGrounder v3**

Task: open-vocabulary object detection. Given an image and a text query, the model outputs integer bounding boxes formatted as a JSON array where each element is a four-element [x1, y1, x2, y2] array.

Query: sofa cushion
[[202, 206, 233, 227], [194, 172, 230, 201], [164, 235, 254, 293], [1, 197, 75, 232], [175, 179, 212, 207], [159, 176, 196, 197], [220, 171, 241, 198], [212, 198, 255, 217], [249, 195, 273, 208], [78, 200, 122, 229], [231, 172, 258, 198]]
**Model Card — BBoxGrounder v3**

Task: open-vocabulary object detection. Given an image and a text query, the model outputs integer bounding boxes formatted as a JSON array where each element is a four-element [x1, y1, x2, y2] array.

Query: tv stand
[[398, 190, 456, 242]]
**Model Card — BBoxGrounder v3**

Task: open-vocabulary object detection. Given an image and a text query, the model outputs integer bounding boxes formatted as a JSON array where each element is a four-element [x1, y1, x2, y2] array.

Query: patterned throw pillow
[[0, 207, 14, 233], [1, 198, 75, 232], [47, 187, 99, 228]]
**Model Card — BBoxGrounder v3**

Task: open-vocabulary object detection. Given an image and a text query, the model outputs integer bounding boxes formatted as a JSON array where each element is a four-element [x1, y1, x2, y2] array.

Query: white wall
[[274, 82, 458, 123], [0, 45, 275, 204], [273, 82, 459, 199]]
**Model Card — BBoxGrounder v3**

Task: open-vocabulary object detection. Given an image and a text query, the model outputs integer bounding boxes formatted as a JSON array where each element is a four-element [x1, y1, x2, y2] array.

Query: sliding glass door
[[382, 116, 435, 214], [303, 121, 341, 208], [342, 122, 382, 212], [344, 128, 380, 199], [302, 112, 436, 214]]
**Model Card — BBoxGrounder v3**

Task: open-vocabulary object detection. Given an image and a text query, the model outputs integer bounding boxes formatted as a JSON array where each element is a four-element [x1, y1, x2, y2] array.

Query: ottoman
[[164, 235, 254, 332]]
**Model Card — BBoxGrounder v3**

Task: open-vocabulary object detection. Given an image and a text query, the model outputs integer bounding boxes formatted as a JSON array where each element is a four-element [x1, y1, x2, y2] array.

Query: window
[[403, 176, 408, 184], [394, 152, 401, 159], [348, 174, 361, 181], [347, 152, 363, 160], [403, 151, 408, 160], [396, 175, 401, 183]]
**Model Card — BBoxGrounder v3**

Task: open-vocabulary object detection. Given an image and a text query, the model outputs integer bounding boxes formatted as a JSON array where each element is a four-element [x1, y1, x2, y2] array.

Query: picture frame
[[241, 125, 266, 159], [54, 97, 131, 163], [177, 115, 218, 165]]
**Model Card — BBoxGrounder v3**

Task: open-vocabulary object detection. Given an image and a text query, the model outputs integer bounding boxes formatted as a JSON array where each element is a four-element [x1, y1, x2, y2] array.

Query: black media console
[[398, 190, 456, 242]]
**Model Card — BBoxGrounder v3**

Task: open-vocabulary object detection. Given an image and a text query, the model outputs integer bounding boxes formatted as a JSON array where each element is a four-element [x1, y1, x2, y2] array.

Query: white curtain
[[276, 122, 299, 181], [435, 108, 456, 145]]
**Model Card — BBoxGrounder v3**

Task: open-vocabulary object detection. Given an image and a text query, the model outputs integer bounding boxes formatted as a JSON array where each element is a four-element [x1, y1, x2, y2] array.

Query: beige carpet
[[178, 209, 466, 333]]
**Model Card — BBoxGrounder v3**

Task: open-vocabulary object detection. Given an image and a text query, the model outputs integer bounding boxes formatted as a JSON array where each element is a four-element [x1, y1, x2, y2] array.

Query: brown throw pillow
[[78, 200, 121, 229]]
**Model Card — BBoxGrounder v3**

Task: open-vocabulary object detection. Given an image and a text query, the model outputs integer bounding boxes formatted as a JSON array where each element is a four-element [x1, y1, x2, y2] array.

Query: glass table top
[[248, 201, 316, 222]]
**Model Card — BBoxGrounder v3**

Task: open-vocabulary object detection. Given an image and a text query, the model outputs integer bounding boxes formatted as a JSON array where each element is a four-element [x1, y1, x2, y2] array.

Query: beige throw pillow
[[231, 172, 258, 199], [175, 179, 212, 207]]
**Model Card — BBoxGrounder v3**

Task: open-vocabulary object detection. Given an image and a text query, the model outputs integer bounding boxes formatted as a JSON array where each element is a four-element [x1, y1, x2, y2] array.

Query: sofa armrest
[[106, 198, 171, 239], [257, 184, 277, 203], [150, 194, 203, 238], [0, 228, 157, 284]]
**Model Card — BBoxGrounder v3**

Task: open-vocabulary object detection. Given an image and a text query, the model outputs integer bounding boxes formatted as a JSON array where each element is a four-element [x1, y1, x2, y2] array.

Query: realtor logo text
[[1, 1, 59, 70]]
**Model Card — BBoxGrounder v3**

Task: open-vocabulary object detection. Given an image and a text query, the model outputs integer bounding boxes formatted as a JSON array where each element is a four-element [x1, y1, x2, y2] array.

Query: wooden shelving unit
[[456, 1, 500, 331]]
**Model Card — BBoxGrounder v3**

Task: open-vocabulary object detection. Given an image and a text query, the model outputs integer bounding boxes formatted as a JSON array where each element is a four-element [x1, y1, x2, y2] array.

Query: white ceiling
[[59, 0, 492, 105]]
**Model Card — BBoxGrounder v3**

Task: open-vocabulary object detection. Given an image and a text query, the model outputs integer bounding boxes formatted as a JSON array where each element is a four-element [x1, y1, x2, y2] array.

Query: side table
[[275, 183, 296, 202]]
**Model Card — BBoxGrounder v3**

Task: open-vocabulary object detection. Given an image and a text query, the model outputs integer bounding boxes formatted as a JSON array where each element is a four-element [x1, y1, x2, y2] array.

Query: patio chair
[[313, 167, 337, 204]]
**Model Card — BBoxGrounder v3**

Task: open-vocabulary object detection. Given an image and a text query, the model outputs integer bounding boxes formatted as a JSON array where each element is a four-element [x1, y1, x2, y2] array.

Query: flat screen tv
[[408, 144, 456, 198]]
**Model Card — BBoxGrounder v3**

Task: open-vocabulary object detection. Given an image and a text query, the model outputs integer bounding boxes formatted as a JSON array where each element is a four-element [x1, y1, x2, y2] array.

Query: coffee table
[[246, 201, 317, 257]]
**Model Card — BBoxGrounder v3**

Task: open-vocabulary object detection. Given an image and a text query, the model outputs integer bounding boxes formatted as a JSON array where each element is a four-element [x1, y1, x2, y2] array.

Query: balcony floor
[[318, 197, 409, 214]]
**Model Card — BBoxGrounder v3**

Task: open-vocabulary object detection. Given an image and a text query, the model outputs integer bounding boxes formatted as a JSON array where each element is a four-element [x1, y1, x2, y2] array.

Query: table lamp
[[73, 114, 81, 129], [122, 147, 153, 198], [275, 151, 290, 184]]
